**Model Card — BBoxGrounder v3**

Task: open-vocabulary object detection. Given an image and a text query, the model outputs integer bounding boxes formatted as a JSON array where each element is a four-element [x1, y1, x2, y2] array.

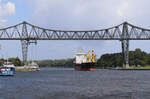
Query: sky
[[0, 0, 150, 60]]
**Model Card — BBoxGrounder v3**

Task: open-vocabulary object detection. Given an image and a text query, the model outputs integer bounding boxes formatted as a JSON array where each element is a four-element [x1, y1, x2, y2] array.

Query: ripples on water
[[1, 68, 150, 99]]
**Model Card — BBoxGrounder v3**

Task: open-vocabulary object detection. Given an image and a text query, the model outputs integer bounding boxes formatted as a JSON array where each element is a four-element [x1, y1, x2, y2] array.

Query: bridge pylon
[[121, 22, 129, 68], [121, 40, 129, 68], [21, 40, 37, 66], [21, 40, 29, 65]]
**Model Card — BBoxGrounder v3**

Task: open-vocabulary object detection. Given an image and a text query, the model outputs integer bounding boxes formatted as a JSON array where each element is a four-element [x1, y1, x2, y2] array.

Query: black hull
[[74, 63, 96, 71]]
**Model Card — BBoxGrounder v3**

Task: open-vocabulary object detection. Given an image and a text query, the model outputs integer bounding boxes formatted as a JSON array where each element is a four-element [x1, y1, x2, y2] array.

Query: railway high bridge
[[0, 21, 149, 68]]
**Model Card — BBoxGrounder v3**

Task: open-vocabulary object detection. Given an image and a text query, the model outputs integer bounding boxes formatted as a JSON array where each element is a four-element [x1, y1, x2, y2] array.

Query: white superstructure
[[3, 62, 15, 68], [25, 61, 40, 71], [75, 49, 88, 64]]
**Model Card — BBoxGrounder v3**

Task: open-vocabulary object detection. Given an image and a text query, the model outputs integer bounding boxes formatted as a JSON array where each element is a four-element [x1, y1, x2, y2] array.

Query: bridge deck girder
[[1, 21, 150, 67]]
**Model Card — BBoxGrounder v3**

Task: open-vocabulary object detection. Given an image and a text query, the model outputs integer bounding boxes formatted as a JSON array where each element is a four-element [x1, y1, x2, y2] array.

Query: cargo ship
[[0, 62, 15, 76], [74, 49, 97, 71]]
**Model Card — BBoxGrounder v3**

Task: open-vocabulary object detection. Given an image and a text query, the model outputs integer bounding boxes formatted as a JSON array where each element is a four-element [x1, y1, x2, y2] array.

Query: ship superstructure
[[74, 49, 97, 71]]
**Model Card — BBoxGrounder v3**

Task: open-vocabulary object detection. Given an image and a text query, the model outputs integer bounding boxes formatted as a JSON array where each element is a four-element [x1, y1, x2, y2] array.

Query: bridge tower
[[21, 40, 29, 65], [21, 40, 37, 65], [21, 21, 37, 65], [121, 22, 129, 68]]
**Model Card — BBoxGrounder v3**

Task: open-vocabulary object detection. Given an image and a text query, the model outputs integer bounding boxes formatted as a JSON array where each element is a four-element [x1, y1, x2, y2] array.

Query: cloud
[[28, 0, 137, 29], [116, 1, 130, 18], [0, 1, 15, 27], [26, 0, 150, 59], [3, 2, 15, 16]]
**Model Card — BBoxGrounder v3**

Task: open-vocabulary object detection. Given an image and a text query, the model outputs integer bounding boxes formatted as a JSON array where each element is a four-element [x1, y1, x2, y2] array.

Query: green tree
[[8, 57, 22, 66], [97, 48, 149, 68]]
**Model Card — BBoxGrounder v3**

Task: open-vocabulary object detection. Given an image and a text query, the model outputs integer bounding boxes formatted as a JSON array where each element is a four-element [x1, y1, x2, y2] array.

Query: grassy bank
[[126, 66, 150, 69], [16, 68, 37, 72]]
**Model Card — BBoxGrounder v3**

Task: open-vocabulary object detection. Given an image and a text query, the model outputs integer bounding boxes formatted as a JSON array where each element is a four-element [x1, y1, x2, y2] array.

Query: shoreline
[[110, 68, 150, 70], [15, 66, 40, 72], [15, 66, 150, 72]]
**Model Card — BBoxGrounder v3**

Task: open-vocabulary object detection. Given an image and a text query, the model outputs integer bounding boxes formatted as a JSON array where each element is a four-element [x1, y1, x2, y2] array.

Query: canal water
[[1, 68, 150, 99]]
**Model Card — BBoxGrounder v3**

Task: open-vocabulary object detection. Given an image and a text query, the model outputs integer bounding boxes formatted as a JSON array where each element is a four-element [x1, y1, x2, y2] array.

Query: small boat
[[25, 61, 40, 71], [0, 62, 15, 76], [74, 49, 97, 71]]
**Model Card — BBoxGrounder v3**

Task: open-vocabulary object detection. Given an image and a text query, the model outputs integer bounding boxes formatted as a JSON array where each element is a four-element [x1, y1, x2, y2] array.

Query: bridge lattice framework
[[0, 21, 150, 67]]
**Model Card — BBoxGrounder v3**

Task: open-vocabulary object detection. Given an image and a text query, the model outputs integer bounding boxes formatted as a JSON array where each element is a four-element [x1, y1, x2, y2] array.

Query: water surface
[[0, 68, 150, 99]]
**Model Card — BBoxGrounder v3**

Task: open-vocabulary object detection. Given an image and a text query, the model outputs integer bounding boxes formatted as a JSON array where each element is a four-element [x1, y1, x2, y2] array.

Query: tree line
[[0, 57, 22, 66], [97, 48, 150, 68], [0, 48, 149, 68], [37, 58, 74, 68], [37, 48, 150, 68]]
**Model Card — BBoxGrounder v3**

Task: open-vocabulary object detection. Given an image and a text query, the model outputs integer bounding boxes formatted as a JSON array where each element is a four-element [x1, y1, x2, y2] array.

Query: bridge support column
[[121, 22, 130, 68], [21, 40, 37, 66], [21, 40, 29, 66], [121, 40, 129, 68]]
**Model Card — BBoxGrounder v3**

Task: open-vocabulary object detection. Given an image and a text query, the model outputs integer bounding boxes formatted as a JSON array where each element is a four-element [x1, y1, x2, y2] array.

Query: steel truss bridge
[[0, 21, 150, 68]]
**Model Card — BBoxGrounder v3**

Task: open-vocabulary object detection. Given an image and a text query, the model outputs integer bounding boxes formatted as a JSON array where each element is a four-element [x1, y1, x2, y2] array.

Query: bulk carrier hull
[[74, 63, 96, 71]]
